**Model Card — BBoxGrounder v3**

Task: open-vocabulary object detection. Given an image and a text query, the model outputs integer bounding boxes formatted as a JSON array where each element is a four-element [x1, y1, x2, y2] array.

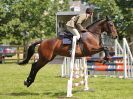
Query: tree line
[[0, 0, 69, 45], [0, 0, 132, 45]]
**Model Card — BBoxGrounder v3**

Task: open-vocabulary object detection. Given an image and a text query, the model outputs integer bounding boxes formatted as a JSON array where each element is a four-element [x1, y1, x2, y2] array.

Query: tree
[[0, 0, 69, 44], [88, 0, 133, 53], [0, 0, 69, 59], [88, 0, 133, 38], [115, 0, 133, 37]]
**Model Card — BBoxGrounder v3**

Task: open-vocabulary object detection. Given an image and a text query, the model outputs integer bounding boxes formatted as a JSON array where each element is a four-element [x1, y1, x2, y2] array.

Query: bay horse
[[18, 16, 118, 87]]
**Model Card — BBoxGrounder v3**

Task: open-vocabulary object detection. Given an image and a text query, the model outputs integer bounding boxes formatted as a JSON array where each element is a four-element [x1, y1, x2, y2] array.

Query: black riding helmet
[[86, 8, 93, 14]]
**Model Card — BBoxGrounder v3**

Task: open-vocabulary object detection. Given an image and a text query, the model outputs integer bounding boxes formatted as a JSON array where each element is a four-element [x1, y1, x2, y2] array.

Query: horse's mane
[[86, 19, 104, 29]]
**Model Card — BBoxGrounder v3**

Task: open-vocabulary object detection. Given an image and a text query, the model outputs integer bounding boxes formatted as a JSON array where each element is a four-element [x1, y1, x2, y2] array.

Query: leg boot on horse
[[24, 59, 49, 87]]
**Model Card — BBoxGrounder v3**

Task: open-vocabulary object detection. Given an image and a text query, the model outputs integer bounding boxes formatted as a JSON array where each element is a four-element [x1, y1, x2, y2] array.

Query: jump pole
[[66, 36, 89, 97], [67, 36, 77, 97]]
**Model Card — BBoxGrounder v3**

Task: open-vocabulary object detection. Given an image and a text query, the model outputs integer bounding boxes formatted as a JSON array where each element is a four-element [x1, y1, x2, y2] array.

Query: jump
[[18, 16, 118, 87]]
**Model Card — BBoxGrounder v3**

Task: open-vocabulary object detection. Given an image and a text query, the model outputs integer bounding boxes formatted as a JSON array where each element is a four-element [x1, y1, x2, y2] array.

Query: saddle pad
[[62, 38, 72, 45]]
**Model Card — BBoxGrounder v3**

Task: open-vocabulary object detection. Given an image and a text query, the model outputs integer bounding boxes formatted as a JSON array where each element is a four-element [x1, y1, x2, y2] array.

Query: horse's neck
[[81, 32, 102, 48], [85, 20, 106, 45], [87, 20, 104, 34], [87, 26, 101, 41], [86, 20, 106, 39]]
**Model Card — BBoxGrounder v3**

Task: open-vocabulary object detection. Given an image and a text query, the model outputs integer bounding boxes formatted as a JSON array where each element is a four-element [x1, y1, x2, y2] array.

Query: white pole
[[83, 57, 89, 91], [123, 38, 133, 61], [61, 63, 64, 77], [123, 38, 133, 78], [123, 38, 127, 79], [115, 39, 118, 56], [61, 57, 65, 77], [68, 57, 71, 77], [115, 39, 123, 56], [67, 36, 77, 97]]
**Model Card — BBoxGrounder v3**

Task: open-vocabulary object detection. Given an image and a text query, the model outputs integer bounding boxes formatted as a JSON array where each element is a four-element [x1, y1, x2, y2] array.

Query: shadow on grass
[[42, 90, 92, 99], [0, 89, 94, 98], [43, 91, 66, 96], [0, 92, 39, 96], [0, 91, 67, 98]]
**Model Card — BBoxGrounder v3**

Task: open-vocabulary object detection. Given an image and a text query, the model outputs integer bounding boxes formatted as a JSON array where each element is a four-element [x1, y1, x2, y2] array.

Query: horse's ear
[[106, 16, 110, 21]]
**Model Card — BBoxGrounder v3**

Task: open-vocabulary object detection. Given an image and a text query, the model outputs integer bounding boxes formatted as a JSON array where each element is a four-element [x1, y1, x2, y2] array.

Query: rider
[[66, 7, 93, 40], [66, 7, 93, 53]]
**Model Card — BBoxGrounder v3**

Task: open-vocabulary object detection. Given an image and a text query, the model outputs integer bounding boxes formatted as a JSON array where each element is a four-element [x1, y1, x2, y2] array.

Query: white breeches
[[67, 26, 80, 40]]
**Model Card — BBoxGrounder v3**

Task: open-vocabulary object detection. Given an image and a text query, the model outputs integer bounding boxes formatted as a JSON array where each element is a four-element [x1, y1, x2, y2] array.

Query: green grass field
[[0, 63, 133, 99]]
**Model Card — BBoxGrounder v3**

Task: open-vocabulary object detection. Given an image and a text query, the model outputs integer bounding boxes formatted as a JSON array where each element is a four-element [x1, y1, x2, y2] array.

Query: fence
[[61, 38, 133, 79], [0, 45, 37, 63]]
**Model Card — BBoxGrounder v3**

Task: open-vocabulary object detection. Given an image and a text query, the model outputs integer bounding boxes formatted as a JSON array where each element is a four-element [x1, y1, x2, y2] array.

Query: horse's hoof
[[24, 80, 32, 87], [24, 80, 27, 85], [24, 80, 29, 87]]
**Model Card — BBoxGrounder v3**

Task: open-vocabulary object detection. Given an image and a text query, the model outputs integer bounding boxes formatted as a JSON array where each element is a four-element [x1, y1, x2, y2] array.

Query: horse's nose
[[112, 36, 118, 39], [115, 36, 118, 39]]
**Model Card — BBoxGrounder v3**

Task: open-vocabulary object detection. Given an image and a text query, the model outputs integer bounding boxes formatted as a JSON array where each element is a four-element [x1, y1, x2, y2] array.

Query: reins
[[86, 19, 114, 48]]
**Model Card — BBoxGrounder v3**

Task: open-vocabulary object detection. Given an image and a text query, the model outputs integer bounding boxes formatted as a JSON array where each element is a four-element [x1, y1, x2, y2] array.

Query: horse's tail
[[18, 40, 42, 65]]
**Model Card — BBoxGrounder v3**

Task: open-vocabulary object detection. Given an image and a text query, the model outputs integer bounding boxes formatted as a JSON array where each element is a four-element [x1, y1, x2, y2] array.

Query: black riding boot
[[68, 38, 81, 55]]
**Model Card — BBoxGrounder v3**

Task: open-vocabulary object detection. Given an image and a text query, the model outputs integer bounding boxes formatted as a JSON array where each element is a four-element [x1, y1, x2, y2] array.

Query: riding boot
[[69, 44, 72, 55], [77, 38, 81, 44], [69, 37, 80, 55]]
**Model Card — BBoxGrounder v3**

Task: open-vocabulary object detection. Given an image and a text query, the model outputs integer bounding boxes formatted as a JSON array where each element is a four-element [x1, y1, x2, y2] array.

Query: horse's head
[[102, 16, 118, 39]]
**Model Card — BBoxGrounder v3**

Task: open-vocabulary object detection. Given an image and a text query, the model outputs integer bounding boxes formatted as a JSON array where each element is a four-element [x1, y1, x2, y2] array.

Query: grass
[[0, 63, 133, 99]]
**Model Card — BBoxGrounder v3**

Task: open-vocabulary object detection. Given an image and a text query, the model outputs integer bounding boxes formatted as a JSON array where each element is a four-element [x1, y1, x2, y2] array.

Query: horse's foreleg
[[24, 54, 56, 87], [103, 47, 112, 62], [24, 60, 48, 87]]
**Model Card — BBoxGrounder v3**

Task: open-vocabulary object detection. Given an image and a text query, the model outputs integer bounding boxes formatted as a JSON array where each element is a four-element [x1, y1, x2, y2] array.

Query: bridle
[[101, 20, 115, 47], [106, 20, 113, 36]]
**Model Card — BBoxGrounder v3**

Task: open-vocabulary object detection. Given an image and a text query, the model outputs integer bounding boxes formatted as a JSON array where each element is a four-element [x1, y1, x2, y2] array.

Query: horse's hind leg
[[24, 59, 49, 87]]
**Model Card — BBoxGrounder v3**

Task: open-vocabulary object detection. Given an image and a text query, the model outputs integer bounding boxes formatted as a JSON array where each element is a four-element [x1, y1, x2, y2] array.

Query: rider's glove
[[81, 29, 88, 32]]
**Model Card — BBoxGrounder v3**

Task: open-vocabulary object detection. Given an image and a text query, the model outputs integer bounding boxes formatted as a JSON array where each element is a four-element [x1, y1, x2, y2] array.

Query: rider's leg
[[71, 29, 80, 40], [67, 27, 80, 40], [67, 27, 80, 54]]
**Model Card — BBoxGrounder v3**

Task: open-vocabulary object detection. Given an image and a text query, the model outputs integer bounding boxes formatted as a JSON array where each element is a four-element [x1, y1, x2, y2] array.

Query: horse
[[18, 16, 118, 87]]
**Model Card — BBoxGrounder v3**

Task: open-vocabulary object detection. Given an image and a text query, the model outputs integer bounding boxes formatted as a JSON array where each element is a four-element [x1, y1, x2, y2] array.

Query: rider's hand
[[81, 29, 88, 32]]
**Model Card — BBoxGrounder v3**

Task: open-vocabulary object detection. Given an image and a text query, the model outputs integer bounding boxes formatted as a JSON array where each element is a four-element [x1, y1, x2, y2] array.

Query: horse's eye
[[108, 22, 113, 26]]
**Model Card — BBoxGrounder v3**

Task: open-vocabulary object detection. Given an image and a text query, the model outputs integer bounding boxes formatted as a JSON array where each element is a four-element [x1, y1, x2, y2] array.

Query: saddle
[[59, 31, 87, 55], [59, 31, 73, 45]]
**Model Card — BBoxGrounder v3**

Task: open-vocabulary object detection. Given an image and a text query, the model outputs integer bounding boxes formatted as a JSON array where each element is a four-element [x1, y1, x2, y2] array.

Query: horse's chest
[[84, 41, 102, 55], [87, 40, 101, 49]]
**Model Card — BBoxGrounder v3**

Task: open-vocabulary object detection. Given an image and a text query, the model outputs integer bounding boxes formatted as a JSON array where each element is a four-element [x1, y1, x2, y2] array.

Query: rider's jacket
[[66, 13, 92, 31]]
